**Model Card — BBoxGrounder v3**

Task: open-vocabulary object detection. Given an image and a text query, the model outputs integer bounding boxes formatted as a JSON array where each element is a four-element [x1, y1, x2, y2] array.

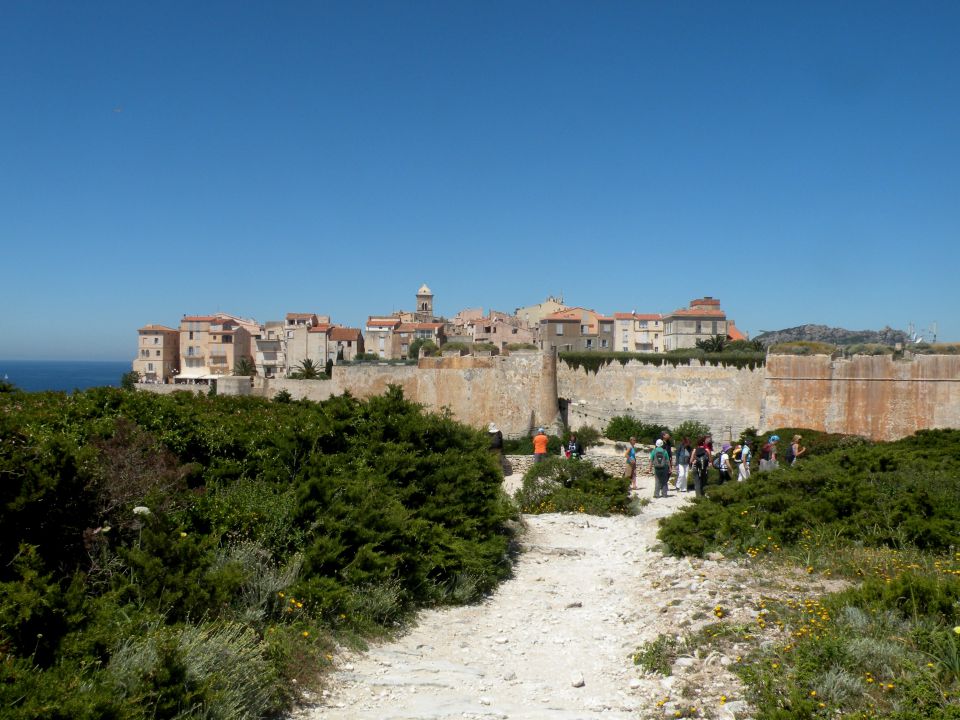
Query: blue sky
[[1, 1, 958, 360]]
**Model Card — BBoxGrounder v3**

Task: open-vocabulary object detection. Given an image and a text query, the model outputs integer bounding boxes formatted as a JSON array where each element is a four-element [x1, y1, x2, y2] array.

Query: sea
[[0, 360, 131, 393]]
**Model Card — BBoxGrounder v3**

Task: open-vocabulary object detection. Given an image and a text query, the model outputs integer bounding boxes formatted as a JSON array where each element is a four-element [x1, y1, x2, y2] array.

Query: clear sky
[[2, 1, 958, 360]]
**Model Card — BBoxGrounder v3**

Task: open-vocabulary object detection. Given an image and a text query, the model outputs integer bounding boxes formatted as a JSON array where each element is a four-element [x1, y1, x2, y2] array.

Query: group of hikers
[[626, 432, 806, 499], [489, 423, 807, 500]]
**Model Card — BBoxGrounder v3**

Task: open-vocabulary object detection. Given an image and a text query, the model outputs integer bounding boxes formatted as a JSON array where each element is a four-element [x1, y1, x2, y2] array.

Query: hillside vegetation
[[657, 429, 960, 719], [0, 385, 516, 718]]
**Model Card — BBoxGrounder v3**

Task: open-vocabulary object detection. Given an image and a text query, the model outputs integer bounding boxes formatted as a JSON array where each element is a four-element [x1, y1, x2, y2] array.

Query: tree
[[290, 359, 322, 379], [120, 371, 139, 391], [409, 339, 439, 359], [233, 357, 255, 376], [325, 358, 334, 377], [695, 335, 727, 353]]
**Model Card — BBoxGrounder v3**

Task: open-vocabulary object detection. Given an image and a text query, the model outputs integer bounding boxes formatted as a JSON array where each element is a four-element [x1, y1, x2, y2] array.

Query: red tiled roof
[[307, 323, 333, 333], [367, 317, 400, 328], [139, 325, 178, 332], [727, 322, 747, 341], [690, 297, 721, 306], [668, 308, 726, 317], [286, 312, 317, 321], [329, 327, 361, 341], [182, 315, 219, 323], [543, 307, 598, 321]]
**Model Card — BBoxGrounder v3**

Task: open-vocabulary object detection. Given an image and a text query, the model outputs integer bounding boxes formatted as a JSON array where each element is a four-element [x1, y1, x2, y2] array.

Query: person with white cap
[[650, 438, 671, 498], [488, 422, 503, 453]]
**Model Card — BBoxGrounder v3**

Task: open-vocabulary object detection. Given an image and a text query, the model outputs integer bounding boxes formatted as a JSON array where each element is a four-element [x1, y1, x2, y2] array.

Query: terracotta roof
[[286, 312, 317, 320], [690, 297, 721, 306], [542, 307, 598, 322], [307, 323, 333, 333], [396, 322, 443, 332], [139, 325, 178, 333], [667, 308, 726, 317], [366, 317, 400, 328], [182, 315, 220, 323], [727, 322, 747, 341], [329, 327, 362, 341]]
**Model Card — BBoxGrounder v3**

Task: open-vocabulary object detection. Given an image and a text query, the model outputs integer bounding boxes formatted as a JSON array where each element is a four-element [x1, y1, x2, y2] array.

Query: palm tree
[[291, 358, 322, 379], [695, 335, 727, 353], [233, 357, 255, 376]]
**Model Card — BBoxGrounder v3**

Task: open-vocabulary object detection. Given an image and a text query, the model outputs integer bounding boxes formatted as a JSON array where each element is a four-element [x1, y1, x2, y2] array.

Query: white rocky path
[[294, 477, 760, 720]]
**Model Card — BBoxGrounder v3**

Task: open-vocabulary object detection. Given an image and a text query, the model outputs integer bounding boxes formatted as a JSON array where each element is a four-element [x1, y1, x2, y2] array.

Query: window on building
[[189, 331, 194, 340], [555, 323, 564, 335], [622, 345, 628, 352], [585, 339, 593, 349], [712, 321, 718, 334], [655, 333, 659, 339], [639, 321, 648, 329], [695, 321, 702, 334], [153, 337, 159, 344], [581, 324, 589, 335], [601, 339, 608, 348], [155, 350, 160, 357], [147, 363, 154, 371]]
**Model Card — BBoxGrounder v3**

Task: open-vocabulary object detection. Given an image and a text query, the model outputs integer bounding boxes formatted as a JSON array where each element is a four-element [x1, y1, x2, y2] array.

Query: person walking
[[718, 443, 733, 485], [650, 438, 671, 499], [675, 437, 692, 492], [691, 437, 710, 497], [625, 436, 638, 490], [738, 439, 752, 482], [533, 427, 548, 463], [788, 434, 806, 466], [660, 431, 674, 484]]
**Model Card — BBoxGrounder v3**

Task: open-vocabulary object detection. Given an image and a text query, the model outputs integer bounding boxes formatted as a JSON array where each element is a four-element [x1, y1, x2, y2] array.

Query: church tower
[[415, 283, 434, 321]]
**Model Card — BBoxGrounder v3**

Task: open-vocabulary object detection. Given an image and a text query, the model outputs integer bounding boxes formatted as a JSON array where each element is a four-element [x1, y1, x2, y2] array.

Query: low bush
[[604, 415, 669, 443], [657, 428, 960, 719], [514, 457, 632, 515]]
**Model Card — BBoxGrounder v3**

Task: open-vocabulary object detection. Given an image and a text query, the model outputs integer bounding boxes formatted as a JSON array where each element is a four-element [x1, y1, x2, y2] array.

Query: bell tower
[[415, 283, 434, 321]]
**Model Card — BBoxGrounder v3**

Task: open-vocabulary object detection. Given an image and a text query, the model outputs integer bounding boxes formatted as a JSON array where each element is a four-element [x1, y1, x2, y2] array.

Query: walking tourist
[[718, 443, 733, 484], [675, 437, 692, 492], [692, 437, 710, 497], [533, 427, 548, 463], [625, 436, 638, 489], [738, 439, 752, 482], [787, 434, 805, 465], [651, 438, 671, 498]]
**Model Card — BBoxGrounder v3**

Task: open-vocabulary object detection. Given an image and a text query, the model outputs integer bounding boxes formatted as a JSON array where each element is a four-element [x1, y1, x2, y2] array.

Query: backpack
[[712, 453, 722, 470], [652, 448, 668, 469], [694, 449, 709, 472], [785, 446, 795, 464]]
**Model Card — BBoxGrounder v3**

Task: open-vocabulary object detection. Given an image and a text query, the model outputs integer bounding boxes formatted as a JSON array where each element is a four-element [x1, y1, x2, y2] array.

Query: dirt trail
[[294, 478, 764, 720]]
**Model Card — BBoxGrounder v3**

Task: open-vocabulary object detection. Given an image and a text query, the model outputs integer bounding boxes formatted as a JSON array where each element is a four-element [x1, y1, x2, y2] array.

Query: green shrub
[[672, 420, 712, 444], [604, 415, 669, 443], [514, 457, 631, 515]]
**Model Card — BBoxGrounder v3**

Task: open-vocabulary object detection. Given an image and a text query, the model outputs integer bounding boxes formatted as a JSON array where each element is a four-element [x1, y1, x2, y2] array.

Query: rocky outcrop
[[754, 324, 911, 347]]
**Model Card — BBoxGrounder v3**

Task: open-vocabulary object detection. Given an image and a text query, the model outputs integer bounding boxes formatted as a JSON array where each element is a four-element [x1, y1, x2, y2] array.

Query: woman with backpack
[[718, 443, 733, 485], [691, 436, 710, 497], [650, 439, 671, 499]]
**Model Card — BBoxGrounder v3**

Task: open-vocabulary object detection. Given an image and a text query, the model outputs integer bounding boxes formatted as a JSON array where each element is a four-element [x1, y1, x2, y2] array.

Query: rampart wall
[[557, 359, 765, 442], [139, 352, 960, 442]]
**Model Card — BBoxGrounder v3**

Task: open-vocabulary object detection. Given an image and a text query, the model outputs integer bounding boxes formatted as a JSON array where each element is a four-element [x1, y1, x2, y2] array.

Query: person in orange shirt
[[533, 427, 549, 463]]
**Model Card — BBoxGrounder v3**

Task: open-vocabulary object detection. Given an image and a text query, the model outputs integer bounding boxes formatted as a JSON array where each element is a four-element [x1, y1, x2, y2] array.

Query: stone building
[[613, 312, 665, 353], [176, 314, 255, 383], [133, 324, 180, 383], [663, 297, 729, 350], [539, 307, 614, 353]]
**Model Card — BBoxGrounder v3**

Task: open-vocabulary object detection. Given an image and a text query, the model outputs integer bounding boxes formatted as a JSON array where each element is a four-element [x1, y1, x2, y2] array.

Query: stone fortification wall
[[139, 351, 960, 443], [254, 351, 556, 437], [557, 360, 765, 444], [503, 444, 655, 480], [762, 353, 960, 441]]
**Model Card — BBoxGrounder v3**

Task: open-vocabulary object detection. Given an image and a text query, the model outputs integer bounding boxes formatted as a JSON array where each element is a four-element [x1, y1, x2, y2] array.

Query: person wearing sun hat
[[719, 443, 733, 484], [488, 422, 503, 452]]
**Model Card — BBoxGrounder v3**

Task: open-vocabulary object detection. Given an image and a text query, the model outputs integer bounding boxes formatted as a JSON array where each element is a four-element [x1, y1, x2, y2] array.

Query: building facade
[[539, 308, 614, 353], [613, 313, 665, 353], [662, 297, 729, 351], [133, 325, 180, 383]]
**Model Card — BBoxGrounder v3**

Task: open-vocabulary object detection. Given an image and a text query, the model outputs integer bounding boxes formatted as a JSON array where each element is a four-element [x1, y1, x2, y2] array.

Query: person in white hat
[[650, 438, 671, 498]]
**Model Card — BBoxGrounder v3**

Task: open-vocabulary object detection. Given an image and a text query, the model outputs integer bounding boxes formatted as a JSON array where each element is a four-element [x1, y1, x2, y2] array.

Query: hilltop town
[[132, 285, 746, 384]]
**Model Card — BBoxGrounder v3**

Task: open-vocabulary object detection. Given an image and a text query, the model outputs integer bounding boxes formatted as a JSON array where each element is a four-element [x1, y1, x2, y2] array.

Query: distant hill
[[753, 324, 911, 347]]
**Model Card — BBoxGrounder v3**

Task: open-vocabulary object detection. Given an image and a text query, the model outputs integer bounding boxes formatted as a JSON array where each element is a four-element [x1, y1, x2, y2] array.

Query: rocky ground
[[293, 473, 837, 720]]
